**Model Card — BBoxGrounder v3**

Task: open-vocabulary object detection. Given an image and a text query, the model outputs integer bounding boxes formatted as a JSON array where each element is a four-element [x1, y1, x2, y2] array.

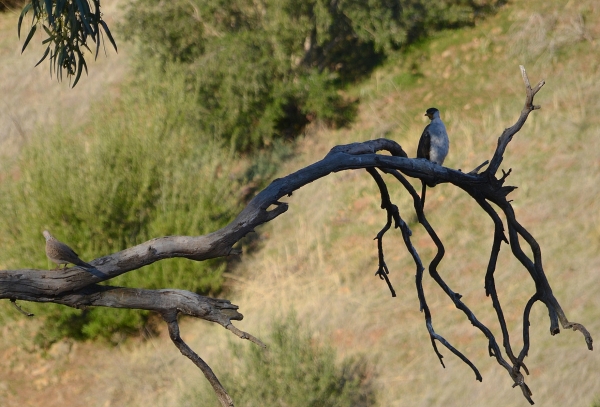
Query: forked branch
[[0, 67, 592, 406]]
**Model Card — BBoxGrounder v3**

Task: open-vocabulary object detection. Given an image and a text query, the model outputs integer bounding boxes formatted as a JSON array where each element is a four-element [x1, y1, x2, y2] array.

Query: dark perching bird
[[417, 107, 449, 208], [43, 230, 94, 270]]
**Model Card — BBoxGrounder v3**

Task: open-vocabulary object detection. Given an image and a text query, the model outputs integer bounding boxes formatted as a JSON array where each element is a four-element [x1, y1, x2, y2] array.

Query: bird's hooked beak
[[425, 113, 432, 119]]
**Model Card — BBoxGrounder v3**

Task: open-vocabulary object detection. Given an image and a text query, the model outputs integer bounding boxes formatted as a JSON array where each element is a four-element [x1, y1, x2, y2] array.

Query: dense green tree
[[122, 0, 500, 150]]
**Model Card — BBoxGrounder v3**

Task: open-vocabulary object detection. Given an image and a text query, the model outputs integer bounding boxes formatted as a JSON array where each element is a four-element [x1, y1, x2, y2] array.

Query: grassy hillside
[[1, 0, 599, 406]]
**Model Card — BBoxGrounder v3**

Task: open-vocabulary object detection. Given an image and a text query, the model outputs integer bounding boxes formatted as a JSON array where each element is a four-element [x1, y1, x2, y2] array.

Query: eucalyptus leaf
[[100, 20, 117, 52], [57, 45, 66, 71], [95, 30, 100, 59], [42, 24, 53, 37], [44, 0, 54, 26], [75, 0, 94, 37], [55, 0, 66, 16], [17, 2, 33, 39], [72, 51, 86, 87], [69, 2, 77, 40], [21, 24, 37, 53], [35, 46, 51, 67], [51, 40, 60, 75]]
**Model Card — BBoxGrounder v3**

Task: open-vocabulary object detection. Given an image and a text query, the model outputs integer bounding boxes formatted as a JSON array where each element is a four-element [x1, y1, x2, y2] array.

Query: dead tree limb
[[0, 67, 592, 405]]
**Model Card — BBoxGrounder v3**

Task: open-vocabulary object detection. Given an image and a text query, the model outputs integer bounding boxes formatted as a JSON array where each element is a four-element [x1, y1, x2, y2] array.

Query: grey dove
[[417, 107, 449, 208], [43, 230, 93, 270]]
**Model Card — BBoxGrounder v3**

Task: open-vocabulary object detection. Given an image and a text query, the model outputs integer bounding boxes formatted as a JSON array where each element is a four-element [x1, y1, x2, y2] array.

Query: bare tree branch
[[384, 168, 483, 382], [0, 67, 592, 405], [487, 65, 545, 176], [366, 167, 399, 297], [162, 311, 235, 407]]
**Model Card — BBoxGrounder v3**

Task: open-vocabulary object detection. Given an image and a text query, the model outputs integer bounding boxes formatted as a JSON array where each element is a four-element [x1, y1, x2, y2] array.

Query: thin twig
[[163, 311, 235, 407], [487, 66, 545, 176], [366, 167, 399, 297], [10, 299, 34, 317], [468, 160, 489, 175], [226, 323, 267, 348]]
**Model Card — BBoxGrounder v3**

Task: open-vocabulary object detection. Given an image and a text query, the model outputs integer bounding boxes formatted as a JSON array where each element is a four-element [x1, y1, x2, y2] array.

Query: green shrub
[[0, 66, 244, 343], [216, 313, 376, 407], [122, 0, 500, 151]]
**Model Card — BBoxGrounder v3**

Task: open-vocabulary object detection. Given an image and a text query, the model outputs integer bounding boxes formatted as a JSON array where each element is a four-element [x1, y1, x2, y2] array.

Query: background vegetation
[[121, 0, 500, 150], [185, 312, 375, 407]]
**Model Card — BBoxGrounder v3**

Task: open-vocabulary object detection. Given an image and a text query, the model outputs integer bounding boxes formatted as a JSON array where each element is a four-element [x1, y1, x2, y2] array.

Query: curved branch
[[385, 169, 482, 381], [366, 167, 399, 297], [0, 142, 414, 298], [472, 196, 527, 373], [163, 311, 234, 407]]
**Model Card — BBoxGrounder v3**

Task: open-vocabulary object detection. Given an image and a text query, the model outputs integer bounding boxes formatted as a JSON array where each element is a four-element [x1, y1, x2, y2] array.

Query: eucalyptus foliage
[[18, 0, 116, 86]]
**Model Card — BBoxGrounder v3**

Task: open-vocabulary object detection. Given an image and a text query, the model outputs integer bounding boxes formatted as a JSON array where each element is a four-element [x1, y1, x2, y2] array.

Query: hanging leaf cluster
[[18, 0, 117, 87]]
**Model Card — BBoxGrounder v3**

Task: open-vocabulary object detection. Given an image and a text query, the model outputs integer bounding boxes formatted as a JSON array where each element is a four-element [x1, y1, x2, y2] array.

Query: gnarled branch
[[0, 67, 592, 406]]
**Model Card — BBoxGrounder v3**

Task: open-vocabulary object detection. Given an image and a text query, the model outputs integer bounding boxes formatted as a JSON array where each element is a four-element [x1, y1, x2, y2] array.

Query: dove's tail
[[75, 259, 94, 269]]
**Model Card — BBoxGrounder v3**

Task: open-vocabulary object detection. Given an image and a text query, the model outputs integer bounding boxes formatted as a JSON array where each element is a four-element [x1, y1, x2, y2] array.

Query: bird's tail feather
[[75, 259, 94, 269]]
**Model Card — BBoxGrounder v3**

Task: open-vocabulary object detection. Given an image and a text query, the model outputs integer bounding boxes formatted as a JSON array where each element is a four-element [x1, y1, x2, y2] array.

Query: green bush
[[0, 66, 244, 343], [122, 0, 500, 151], [216, 313, 375, 407]]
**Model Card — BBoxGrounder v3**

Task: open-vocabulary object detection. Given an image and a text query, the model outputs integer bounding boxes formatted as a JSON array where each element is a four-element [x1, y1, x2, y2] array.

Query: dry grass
[[1, 0, 600, 406]]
